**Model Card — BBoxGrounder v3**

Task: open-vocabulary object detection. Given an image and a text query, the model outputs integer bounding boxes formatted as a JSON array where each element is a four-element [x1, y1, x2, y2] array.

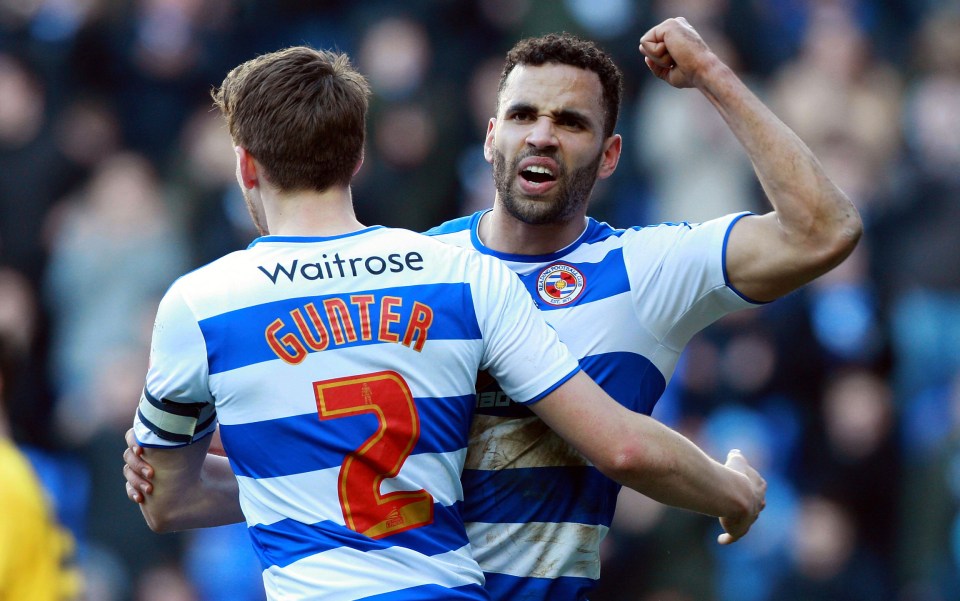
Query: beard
[[492, 147, 601, 225]]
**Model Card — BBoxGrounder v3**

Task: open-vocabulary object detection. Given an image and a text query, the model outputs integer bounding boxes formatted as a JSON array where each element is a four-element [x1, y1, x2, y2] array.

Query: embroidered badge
[[536, 263, 586, 306]]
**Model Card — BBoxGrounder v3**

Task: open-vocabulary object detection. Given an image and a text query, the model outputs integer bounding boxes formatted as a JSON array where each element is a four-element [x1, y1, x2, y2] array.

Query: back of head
[[213, 46, 371, 193], [498, 33, 623, 138]]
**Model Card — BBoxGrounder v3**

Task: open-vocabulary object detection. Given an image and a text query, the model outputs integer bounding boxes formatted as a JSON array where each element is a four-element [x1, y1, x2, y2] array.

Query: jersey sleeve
[[622, 212, 762, 352], [133, 281, 217, 448], [470, 254, 580, 404]]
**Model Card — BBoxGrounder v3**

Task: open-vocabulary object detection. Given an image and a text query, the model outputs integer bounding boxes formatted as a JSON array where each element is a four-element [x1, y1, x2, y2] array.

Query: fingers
[[123, 445, 153, 479], [126, 481, 142, 504], [718, 513, 753, 545], [717, 448, 766, 545], [639, 40, 675, 70], [125, 427, 138, 449], [122, 436, 154, 505], [640, 39, 667, 59], [122, 463, 152, 503], [643, 57, 671, 81]]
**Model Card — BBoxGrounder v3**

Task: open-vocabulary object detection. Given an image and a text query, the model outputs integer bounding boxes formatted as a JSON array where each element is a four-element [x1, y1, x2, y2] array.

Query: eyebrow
[[504, 102, 593, 127]]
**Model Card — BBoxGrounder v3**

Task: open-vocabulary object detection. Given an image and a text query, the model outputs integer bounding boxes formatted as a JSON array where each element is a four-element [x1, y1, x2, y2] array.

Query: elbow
[[821, 193, 863, 269], [830, 200, 863, 263], [594, 440, 665, 487], [140, 503, 179, 534], [142, 512, 168, 534], [805, 194, 864, 273]]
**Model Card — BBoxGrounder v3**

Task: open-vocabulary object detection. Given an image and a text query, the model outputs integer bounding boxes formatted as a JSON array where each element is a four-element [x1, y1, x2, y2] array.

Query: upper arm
[[133, 283, 229, 532], [725, 212, 806, 302], [527, 371, 650, 478], [726, 205, 862, 303], [135, 283, 217, 447]]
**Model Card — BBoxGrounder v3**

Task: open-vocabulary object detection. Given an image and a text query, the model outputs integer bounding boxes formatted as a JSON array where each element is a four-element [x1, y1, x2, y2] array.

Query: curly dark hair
[[498, 33, 623, 138]]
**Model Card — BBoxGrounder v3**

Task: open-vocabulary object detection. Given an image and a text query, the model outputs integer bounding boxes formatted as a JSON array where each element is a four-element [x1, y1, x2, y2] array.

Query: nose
[[525, 116, 558, 149]]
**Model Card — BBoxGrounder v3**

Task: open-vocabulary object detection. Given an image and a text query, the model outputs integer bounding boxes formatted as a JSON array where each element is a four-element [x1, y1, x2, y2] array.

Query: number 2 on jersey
[[314, 371, 434, 539]]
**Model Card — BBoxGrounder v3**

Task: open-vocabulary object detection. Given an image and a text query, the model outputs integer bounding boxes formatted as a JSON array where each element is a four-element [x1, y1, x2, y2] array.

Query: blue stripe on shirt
[[200, 282, 480, 374], [248, 500, 468, 570], [460, 465, 618, 527], [579, 351, 666, 416], [482, 572, 593, 601], [473, 353, 664, 418], [358, 583, 489, 601], [515, 248, 630, 311], [220, 394, 474, 479]]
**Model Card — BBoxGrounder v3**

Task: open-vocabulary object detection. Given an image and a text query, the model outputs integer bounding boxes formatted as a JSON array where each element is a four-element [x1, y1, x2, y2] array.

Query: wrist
[[691, 52, 730, 93], [724, 468, 754, 519]]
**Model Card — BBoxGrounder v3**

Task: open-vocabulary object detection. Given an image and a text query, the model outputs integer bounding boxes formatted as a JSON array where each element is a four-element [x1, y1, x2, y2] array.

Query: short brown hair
[[213, 46, 371, 193], [499, 34, 623, 138]]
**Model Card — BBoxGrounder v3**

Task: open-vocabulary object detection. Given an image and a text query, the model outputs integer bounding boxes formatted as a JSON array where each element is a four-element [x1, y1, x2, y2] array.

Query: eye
[[555, 115, 585, 130], [510, 111, 535, 123]]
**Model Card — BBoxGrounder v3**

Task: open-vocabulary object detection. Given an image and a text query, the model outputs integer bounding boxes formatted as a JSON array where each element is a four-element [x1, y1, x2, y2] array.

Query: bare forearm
[[532, 372, 760, 522], [140, 447, 244, 532], [601, 414, 754, 519], [698, 57, 856, 234], [640, 18, 861, 300]]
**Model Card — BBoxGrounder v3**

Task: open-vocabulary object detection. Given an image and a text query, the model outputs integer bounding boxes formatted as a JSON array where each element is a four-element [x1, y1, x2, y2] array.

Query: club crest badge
[[536, 263, 586, 306]]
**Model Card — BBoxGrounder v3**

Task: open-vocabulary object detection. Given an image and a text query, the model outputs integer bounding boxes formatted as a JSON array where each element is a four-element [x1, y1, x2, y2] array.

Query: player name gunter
[[259, 251, 433, 364], [264, 293, 434, 364], [257, 251, 424, 284]]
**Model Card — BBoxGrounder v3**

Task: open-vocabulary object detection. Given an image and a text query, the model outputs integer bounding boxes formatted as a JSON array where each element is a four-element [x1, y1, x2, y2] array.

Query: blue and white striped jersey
[[425, 210, 761, 601], [133, 226, 581, 601]]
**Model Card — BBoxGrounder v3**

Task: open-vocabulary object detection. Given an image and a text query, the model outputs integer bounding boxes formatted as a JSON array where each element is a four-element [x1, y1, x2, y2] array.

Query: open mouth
[[520, 164, 557, 184]]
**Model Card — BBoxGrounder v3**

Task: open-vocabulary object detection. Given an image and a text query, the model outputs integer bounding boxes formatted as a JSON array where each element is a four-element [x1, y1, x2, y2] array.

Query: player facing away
[[130, 45, 765, 600], [422, 19, 861, 601]]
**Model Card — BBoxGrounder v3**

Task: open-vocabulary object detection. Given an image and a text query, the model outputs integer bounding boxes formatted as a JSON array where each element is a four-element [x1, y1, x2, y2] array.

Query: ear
[[235, 146, 259, 189], [482, 118, 497, 164], [353, 149, 365, 177], [597, 134, 622, 180]]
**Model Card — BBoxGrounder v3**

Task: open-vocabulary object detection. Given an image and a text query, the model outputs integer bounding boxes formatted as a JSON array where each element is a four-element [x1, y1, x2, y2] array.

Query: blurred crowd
[[0, 0, 958, 600]]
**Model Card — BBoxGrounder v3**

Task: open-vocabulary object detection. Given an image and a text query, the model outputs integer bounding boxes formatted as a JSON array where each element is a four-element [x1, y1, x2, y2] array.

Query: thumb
[[725, 448, 747, 469]]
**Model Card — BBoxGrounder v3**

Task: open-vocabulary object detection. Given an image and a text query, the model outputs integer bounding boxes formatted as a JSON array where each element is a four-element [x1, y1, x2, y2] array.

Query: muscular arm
[[134, 432, 244, 533], [641, 17, 862, 302], [531, 371, 765, 543]]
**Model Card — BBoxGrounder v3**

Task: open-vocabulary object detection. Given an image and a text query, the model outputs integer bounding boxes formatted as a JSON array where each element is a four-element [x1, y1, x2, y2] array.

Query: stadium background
[[1, 0, 958, 599]]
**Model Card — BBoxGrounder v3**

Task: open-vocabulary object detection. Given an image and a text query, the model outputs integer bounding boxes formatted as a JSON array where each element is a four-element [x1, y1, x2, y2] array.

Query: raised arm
[[531, 371, 766, 544], [131, 430, 244, 533], [640, 17, 862, 302]]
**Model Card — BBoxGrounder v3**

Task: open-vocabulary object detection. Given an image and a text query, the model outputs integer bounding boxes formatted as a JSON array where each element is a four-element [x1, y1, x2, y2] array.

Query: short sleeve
[[470, 254, 580, 404], [133, 282, 217, 447], [621, 212, 761, 352]]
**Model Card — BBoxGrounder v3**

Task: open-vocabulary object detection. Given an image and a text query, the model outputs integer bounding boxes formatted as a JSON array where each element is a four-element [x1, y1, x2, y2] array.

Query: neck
[[264, 186, 365, 237], [480, 201, 588, 255]]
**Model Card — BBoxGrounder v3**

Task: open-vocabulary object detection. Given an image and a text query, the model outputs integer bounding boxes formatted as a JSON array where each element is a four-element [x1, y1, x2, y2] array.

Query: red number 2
[[314, 371, 434, 539]]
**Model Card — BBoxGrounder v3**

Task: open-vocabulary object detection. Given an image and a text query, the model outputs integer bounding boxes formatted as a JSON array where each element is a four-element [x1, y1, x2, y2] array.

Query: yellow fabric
[[0, 440, 81, 601]]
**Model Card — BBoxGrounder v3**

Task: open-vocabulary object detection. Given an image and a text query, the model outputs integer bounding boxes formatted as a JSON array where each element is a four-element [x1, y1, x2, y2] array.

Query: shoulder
[[603, 213, 752, 251], [169, 248, 247, 290], [423, 213, 480, 237], [151, 248, 251, 325], [422, 212, 482, 251], [384, 226, 480, 259]]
